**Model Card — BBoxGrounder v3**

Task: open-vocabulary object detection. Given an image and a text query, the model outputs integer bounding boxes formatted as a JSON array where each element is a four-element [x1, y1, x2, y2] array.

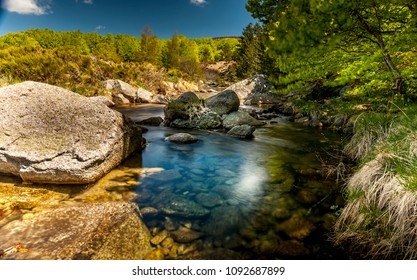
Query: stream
[[116, 104, 347, 260]]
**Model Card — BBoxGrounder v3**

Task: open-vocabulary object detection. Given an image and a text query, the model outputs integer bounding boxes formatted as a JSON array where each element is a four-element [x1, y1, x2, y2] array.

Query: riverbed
[[116, 104, 347, 259]]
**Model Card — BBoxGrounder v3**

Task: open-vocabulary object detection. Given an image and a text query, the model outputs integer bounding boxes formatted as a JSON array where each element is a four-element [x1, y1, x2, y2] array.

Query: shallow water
[[117, 105, 346, 260]]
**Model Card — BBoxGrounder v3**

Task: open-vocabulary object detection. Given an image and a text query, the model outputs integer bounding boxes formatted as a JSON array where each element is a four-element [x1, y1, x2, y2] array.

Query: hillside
[[0, 29, 241, 96]]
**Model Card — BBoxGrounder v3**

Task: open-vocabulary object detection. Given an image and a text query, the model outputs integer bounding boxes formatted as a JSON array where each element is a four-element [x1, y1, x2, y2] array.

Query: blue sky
[[0, 0, 256, 38]]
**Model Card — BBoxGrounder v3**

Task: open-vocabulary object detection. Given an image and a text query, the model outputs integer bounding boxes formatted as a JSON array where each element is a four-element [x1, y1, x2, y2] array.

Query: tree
[[235, 23, 263, 78], [247, 0, 417, 95], [138, 25, 162, 65]]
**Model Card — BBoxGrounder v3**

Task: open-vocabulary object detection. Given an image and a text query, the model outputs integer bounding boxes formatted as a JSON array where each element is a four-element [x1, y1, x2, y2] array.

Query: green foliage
[[235, 23, 263, 78], [247, 0, 417, 99], [0, 28, 247, 97]]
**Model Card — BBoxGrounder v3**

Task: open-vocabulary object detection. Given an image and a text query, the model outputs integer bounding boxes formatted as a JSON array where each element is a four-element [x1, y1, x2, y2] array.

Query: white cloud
[[190, 0, 207, 6], [95, 25, 106, 30], [2, 0, 50, 15]]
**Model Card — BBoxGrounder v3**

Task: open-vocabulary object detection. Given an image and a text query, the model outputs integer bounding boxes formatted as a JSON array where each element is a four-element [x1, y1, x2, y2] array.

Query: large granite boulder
[[0, 81, 142, 184], [206, 89, 240, 115], [226, 75, 281, 105], [0, 202, 152, 260], [222, 111, 265, 130]]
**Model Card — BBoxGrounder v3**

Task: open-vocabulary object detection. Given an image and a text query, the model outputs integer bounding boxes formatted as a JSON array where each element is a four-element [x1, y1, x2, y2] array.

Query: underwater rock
[[171, 226, 203, 243], [0, 202, 151, 260], [195, 192, 223, 208], [155, 195, 210, 218]]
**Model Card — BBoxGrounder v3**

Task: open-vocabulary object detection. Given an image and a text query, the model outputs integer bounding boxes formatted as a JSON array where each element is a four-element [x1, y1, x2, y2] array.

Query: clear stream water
[[116, 105, 347, 260]]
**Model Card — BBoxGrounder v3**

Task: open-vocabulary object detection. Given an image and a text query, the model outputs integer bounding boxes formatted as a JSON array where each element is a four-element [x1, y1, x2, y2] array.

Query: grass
[[334, 107, 417, 259]]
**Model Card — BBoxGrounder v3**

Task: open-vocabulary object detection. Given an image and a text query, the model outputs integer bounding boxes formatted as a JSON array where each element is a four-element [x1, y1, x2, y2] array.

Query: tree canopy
[[247, 0, 417, 98]]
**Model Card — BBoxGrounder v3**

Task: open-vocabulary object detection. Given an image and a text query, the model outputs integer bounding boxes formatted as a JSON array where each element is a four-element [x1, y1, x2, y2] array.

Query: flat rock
[[0, 82, 142, 184], [0, 202, 151, 260], [165, 133, 198, 144]]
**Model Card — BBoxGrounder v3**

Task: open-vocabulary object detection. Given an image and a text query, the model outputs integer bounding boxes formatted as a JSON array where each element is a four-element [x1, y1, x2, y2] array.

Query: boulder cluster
[[164, 90, 265, 139]]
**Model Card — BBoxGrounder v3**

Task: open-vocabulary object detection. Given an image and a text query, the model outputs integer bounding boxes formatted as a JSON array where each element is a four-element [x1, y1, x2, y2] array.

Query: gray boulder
[[222, 111, 265, 130], [226, 74, 272, 100], [0, 202, 152, 260], [0, 81, 142, 184], [136, 88, 154, 103], [112, 93, 130, 105], [226, 74, 282, 105], [206, 89, 240, 115], [165, 133, 198, 144], [103, 79, 137, 103], [227, 125, 256, 139], [176, 91, 200, 104], [197, 111, 223, 129]]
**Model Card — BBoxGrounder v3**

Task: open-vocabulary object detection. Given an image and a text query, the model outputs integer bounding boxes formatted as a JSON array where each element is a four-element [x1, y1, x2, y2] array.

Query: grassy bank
[[333, 106, 417, 259]]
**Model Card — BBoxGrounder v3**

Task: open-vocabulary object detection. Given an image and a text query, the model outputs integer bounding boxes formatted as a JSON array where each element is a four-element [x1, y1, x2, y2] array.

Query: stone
[[197, 111, 222, 129], [136, 88, 154, 103], [150, 230, 168, 246], [222, 111, 265, 130], [0, 202, 151, 260], [276, 214, 316, 240], [89, 96, 115, 107], [195, 192, 223, 208], [176, 91, 200, 104], [137, 117, 164, 126], [206, 89, 240, 115], [112, 93, 130, 105], [165, 133, 198, 144], [141, 207, 159, 218], [102, 79, 137, 103], [276, 240, 310, 257], [171, 226, 203, 243], [227, 125, 256, 139], [155, 195, 210, 218], [0, 82, 142, 184], [225, 74, 273, 101]]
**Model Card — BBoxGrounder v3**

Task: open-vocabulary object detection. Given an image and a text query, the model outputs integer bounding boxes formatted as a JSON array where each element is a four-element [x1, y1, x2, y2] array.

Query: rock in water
[[222, 111, 265, 130], [165, 133, 198, 144], [0, 81, 142, 184], [206, 89, 240, 115], [227, 125, 256, 139]]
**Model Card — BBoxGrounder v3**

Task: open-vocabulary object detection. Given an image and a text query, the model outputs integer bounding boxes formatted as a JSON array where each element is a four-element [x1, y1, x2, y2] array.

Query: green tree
[[235, 23, 263, 78], [138, 25, 162, 65], [247, 0, 417, 95]]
